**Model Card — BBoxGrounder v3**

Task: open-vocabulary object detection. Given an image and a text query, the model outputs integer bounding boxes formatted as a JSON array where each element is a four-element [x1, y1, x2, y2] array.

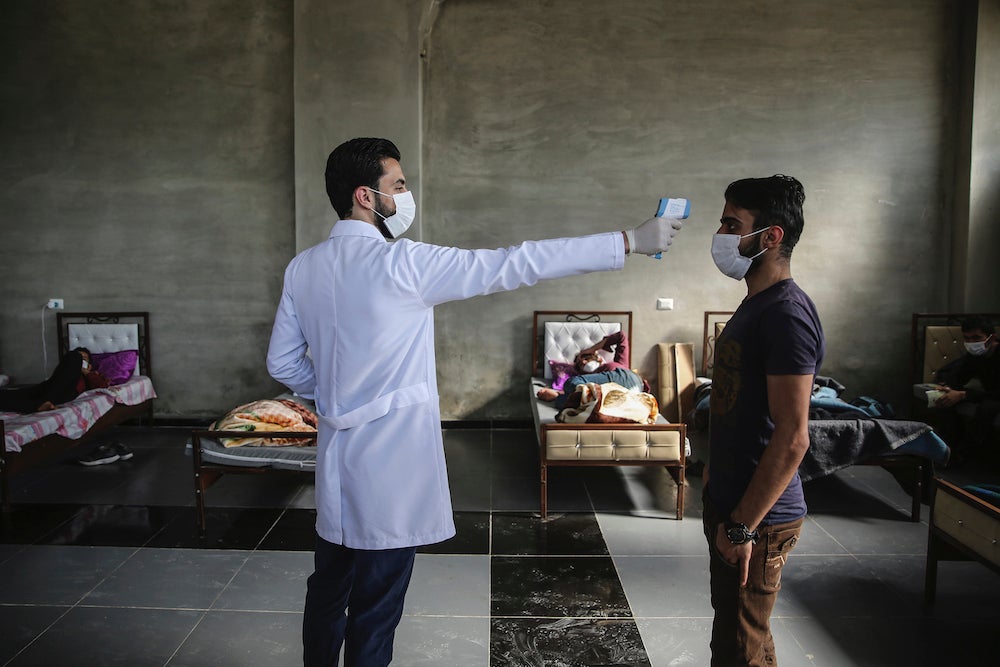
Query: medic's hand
[[626, 216, 684, 256]]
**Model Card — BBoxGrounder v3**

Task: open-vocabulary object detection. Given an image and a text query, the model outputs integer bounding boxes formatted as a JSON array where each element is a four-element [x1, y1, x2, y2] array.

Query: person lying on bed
[[0, 348, 108, 413], [536, 331, 647, 409]]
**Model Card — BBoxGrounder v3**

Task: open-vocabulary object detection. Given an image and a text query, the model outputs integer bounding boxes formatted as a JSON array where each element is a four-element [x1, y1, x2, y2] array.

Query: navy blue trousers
[[302, 535, 416, 667]]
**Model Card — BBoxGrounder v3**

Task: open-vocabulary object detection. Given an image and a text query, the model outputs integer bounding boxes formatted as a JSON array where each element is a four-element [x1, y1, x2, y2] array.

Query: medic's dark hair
[[961, 315, 995, 336], [724, 174, 805, 258], [325, 138, 402, 219]]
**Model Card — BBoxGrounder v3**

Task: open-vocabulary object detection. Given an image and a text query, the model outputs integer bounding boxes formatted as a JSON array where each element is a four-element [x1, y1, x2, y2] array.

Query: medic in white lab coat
[[267, 147, 683, 551]]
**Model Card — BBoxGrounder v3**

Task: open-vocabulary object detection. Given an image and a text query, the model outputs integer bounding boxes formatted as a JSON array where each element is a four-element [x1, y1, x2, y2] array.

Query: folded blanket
[[800, 418, 935, 481], [557, 382, 659, 425], [211, 399, 317, 448]]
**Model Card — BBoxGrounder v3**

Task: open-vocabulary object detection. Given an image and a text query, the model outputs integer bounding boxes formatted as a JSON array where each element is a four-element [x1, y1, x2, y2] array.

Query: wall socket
[[46, 298, 64, 310]]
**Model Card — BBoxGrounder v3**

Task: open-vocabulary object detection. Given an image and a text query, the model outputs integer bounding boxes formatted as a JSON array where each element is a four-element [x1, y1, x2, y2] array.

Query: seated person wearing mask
[[536, 331, 646, 409], [933, 315, 1000, 462]]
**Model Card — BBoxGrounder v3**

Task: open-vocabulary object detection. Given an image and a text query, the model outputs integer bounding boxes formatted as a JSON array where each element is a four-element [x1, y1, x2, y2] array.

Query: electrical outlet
[[47, 298, 64, 310]]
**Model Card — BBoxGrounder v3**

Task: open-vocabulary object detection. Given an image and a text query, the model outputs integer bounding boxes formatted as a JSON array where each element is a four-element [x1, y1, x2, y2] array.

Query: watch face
[[726, 526, 747, 544]]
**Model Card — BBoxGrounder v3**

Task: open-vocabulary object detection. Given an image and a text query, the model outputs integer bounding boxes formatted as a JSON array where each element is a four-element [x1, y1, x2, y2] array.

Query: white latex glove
[[625, 216, 685, 256]]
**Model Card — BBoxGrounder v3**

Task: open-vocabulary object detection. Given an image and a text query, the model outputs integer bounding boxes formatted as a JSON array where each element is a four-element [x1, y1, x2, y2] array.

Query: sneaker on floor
[[78, 443, 120, 466], [111, 441, 133, 461]]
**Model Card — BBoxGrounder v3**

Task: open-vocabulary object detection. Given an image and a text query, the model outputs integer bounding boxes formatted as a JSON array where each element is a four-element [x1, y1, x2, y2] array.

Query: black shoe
[[111, 441, 133, 461], [78, 443, 120, 466]]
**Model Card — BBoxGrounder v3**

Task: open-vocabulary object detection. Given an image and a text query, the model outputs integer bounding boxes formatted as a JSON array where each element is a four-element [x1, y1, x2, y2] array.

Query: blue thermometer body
[[653, 197, 691, 259]]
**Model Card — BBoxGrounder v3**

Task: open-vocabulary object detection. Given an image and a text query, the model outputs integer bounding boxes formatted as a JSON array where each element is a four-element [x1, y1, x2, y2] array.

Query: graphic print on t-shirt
[[710, 337, 742, 419]]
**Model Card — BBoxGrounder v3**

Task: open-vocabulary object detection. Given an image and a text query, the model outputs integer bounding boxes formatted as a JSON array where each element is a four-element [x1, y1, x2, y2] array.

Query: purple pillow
[[91, 350, 139, 384], [548, 360, 578, 392]]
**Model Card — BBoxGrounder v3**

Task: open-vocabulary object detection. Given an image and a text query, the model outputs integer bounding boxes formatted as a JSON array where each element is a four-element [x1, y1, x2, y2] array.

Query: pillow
[[91, 350, 139, 385], [548, 360, 578, 392]]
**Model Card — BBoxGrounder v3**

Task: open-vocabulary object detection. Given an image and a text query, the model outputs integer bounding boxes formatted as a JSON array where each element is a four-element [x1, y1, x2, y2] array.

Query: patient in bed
[[536, 331, 647, 409], [0, 348, 108, 413]]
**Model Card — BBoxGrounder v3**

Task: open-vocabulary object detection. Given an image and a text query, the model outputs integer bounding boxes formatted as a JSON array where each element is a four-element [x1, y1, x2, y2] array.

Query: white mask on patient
[[711, 227, 770, 281], [581, 360, 601, 373], [368, 188, 416, 239], [964, 337, 992, 356]]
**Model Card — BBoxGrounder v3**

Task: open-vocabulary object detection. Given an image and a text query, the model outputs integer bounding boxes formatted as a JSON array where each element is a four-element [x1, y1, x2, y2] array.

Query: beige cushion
[[923, 325, 965, 383], [545, 427, 683, 461]]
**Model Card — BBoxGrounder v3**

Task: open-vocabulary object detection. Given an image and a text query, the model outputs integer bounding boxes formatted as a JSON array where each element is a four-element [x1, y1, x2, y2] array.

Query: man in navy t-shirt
[[703, 175, 825, 666]]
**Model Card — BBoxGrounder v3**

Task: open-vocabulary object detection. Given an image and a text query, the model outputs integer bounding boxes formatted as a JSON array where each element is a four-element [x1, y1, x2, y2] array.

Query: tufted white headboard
[[542, 321, 621, 379], [57, 312, 151, 379], [531, 311, 633, 378]]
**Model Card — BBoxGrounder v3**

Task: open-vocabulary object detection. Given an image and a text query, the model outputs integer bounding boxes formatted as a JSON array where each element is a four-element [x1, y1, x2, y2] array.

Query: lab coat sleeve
[[266, 262, 317, 397], [401, 232, 625, 306]]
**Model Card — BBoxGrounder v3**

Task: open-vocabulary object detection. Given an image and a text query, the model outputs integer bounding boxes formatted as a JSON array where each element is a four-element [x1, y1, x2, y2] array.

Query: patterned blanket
[[557, 382, 659, 425], [211, 399, 318, 447], [1, 376, 157, 453]]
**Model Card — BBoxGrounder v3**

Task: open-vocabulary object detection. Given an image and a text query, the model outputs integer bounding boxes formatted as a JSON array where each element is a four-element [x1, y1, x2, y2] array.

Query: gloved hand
[[625, 216, 685, 256]]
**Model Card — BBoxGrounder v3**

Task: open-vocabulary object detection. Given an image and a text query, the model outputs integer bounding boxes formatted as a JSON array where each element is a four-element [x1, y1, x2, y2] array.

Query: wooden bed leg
[[1, 469, 9, 514], [911, 462, 923, 522], [677, 465, 685, 520], [540, 462, 548, 520]]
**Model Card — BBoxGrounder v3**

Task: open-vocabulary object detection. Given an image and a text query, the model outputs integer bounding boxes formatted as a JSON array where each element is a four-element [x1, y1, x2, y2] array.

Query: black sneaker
[[111, 441, 134, 461], [79, 443, 120, 466]]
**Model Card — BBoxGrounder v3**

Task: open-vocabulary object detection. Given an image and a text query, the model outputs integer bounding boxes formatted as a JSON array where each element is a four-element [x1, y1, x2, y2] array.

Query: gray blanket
[[800, 418, 932, 482]]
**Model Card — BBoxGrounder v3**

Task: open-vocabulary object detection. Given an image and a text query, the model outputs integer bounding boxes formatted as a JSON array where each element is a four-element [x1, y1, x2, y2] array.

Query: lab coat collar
[[329, 219, 387, 242]]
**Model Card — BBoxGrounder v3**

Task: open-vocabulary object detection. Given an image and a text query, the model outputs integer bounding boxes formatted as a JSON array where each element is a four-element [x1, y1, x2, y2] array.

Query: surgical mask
[[711, 227, 770, 280], [368, 188, 416, 239], [581, 360, 601, 373], [965, 337, 992, 356]]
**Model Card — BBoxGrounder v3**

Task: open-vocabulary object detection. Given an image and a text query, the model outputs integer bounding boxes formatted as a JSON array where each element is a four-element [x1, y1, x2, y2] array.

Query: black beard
[[373, 193, 396, 239]]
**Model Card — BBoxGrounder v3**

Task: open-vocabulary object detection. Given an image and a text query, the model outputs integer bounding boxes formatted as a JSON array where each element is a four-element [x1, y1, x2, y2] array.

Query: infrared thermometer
[[653, 197, 691, 259]]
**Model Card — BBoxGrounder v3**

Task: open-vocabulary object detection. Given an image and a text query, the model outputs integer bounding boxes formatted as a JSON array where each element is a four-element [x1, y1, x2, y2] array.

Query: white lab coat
[[267, 219, 624, 549]]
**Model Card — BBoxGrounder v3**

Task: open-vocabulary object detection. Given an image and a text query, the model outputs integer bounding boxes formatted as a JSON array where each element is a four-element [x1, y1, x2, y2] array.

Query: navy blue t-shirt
[[707, 279, 825, 525]]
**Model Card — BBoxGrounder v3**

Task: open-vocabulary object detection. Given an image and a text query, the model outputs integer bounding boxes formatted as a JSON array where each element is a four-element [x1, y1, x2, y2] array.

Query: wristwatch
[[724, 520, 759, 545]]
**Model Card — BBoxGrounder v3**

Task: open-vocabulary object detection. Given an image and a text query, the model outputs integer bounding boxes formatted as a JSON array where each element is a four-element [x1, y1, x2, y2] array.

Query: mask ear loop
[[742, 226, 771, 261]]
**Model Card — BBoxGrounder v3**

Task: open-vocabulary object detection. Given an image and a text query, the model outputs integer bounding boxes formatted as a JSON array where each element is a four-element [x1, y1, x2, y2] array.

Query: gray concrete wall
[[422, 0, 959, 417], [968, 0, 1000, 310], [3, 0, 994, 419], [0, 1, 293, 416]]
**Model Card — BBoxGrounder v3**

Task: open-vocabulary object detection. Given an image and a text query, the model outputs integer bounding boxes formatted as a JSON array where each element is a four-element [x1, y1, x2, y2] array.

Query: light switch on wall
[[656, 298, 674, 311]]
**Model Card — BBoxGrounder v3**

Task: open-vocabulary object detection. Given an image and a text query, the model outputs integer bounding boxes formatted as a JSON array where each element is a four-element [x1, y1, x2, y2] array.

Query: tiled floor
[[2, 426, 1000, 666]]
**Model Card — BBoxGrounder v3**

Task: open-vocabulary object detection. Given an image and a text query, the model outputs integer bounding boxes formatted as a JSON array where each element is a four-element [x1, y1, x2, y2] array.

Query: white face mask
[[581, 360, 601, 373], [711, 227, 770, 280], [368, 188, 416, 239], [965, 337, 992, 356]]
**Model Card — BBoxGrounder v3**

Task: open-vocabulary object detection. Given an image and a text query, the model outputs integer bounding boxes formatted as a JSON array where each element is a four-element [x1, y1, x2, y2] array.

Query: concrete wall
[[3, 0, 995, 419], [968, 0, 1000, 310], [421, 0, 960, 417], [1, 1, 293, 416]]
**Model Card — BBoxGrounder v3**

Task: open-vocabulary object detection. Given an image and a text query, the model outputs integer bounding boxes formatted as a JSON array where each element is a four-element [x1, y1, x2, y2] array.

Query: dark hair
[[724, 174, 805, 258], [961, 315, 995, 336], [325, 138, 402, 219]]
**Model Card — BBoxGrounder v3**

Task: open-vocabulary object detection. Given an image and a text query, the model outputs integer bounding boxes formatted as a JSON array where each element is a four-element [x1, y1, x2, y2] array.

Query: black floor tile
[[418, 511, 491, 555], [145, 506, 282, 550], [490, 617, 650, 666], [257, 508, 317, 551], [491, 511, 608, 556], [0, 503, 81, 544], [492, 555, 631, 617], [36, 504, 187, 547]]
